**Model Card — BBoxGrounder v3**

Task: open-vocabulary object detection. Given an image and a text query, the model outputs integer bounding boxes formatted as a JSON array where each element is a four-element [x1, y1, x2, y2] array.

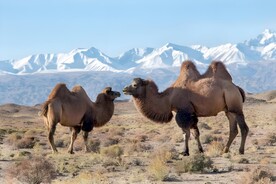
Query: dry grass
[[147, 149, 171, 181], [100, 144, 124, 158], [54, 171, 109, 184], [6, 156, 56, 183], [0, 100, 275, 184], [241, 166, 273, 184], [175, 154, 213, 174], [205, 141, 224, 157]]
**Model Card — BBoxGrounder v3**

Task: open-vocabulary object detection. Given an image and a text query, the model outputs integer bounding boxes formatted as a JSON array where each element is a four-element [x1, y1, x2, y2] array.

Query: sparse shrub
[[102, 157, 121, 167], [132, 158, 143, 166], [100, 145, 124, 158], [88, 139, 101, 153], [205, 141, 224, 157], [125, 142, 153, 155], [6, 132, 36, 149], [0, 128, 16, 142], [238, 157, 250, 164], [16, 137, 36, 149], [242, 166, 273, 184], [202, 134, 214, 144], [134, 134, 149, 142], [199, 122, 212, 130], [57, 171, 109, 184], [202, 135, 223, 144], [6, 156, 56, 184], [16, 151, 32, 158], [102, 136, 120, 147], [6, 132, 22, 144], [55, 139, 65, 148], [148, 156, 169, 181], [175, 154, 213, 174], [24, 129, 37, 137], [232, 155, 250, 164], [147, 148, 172, 181], [109, 127, 125, 136], [265, 133, 276, 146]]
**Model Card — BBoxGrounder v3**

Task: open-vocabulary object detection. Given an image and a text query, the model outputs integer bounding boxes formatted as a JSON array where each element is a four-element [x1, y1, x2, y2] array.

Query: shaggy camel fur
[[39, 83, 120, 154], [123, 61, 249, 156]]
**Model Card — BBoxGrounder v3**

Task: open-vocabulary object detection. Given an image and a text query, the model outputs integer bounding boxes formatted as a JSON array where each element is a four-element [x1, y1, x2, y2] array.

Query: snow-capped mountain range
[[0, 29, 276, 105]]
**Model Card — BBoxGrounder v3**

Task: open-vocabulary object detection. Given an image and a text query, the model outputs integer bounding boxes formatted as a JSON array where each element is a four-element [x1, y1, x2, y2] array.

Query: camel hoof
[[239, 149, 244, 155], [223, 147, 229, 153], [68, 150, 75, 154], [182, 152, 189, 156], [199, 148, 204, 153]]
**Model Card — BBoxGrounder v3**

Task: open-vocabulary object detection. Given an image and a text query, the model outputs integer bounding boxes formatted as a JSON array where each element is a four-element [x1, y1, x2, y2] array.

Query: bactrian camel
[[123, 60, 249, 156], [39, 83, 121, 154]]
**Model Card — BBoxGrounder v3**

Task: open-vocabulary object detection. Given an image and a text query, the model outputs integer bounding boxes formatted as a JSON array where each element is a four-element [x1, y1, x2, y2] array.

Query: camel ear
[[141, 79, 149, 85], [103, 87, 112, 93]]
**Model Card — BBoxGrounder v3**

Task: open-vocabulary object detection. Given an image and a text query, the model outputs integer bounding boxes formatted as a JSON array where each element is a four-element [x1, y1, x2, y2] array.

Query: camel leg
[[67, 127, 81, 154], [235, 113, 249, 154], [82, 131, 90, 153], [48, 123, 58, 153], [182, 128, 190, 156], [191, 126, 203, 153], [224, 112, 238, 153], [175, 110, 196, 156]]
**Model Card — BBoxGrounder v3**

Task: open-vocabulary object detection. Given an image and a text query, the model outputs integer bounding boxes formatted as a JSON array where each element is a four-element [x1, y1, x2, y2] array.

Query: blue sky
[[1, 0, 276, 60]]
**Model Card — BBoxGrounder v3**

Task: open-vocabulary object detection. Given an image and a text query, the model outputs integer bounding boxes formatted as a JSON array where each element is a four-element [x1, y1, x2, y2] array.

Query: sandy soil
[[0, 95, 275, 184]]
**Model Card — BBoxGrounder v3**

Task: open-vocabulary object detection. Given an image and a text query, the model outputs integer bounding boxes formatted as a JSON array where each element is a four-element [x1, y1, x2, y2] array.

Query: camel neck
[[133, 85, 173, 123], [92, 100, 114, 127]]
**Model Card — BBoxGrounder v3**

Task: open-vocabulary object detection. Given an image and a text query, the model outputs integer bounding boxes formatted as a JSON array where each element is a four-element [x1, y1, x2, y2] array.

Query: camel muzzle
[[122, 86, 131, 95], [115, 91, 121, 97]]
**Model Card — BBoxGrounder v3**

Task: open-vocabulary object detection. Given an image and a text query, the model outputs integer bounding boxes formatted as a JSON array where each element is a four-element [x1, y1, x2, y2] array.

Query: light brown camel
[[123, 62, 249, 156], [39, 83, 121, 154]]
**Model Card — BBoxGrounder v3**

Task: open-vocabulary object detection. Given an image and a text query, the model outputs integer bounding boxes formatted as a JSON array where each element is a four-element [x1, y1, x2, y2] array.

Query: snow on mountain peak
[[0, 29, 275, 73], [259, 29, 276, 45], [246, 29, 276, 47]]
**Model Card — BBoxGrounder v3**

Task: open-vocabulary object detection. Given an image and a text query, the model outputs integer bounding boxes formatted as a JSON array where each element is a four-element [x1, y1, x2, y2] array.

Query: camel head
[[102, 87, 121, 100], [123, 78, 149, 97]]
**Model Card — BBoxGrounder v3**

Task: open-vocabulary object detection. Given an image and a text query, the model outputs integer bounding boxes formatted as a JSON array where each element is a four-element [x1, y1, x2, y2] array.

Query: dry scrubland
[[0, 93, 275, 184]]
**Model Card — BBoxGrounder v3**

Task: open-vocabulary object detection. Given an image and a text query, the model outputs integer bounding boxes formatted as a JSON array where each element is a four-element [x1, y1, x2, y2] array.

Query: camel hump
[[71, 85, 87, 95], [180, 60, 201, 80], [202, 61, 232, 81], [47, 83, 71, 100], [71, 85, 84, 92], [172, 60, 201, 87]]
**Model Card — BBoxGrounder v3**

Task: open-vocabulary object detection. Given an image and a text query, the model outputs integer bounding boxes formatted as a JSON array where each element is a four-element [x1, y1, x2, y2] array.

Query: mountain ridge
[[1, 29, 276, 74], [0, 29, 275, 105]]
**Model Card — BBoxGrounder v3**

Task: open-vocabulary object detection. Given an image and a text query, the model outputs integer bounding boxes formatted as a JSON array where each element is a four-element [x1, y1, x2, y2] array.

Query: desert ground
[[0, 92, 275, 184]]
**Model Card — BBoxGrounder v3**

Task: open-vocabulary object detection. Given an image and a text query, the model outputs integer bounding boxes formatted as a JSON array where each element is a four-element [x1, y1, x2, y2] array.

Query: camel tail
[[237, 86, 246, 103], [38, 101, 50, 117]]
